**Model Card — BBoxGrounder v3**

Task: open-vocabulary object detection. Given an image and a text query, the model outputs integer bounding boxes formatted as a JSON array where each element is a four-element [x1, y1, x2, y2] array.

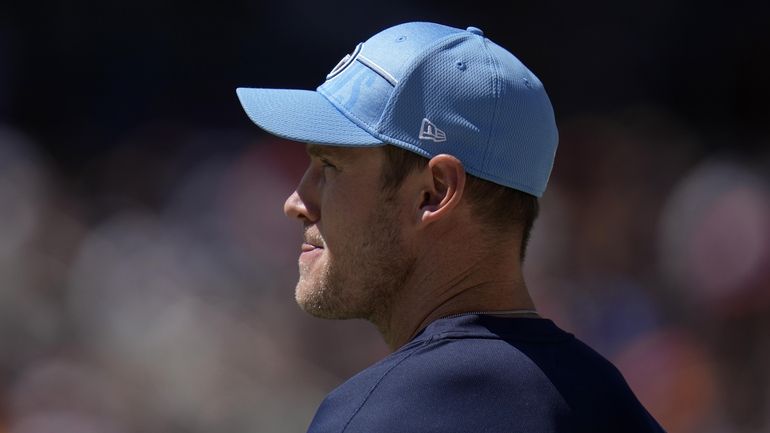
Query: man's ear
[[418, 154, 466, 227]]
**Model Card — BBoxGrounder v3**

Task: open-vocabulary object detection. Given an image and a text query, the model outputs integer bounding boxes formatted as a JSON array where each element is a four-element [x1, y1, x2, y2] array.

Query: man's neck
[[372, 251, 535, 351]]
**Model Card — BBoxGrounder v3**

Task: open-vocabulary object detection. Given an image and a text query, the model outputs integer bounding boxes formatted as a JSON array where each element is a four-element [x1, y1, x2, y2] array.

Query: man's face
[[283, 145, 415, 321]]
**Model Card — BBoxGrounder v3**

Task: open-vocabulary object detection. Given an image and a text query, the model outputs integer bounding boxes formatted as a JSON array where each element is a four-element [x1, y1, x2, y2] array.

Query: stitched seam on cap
[[479, 38, 502, 174]]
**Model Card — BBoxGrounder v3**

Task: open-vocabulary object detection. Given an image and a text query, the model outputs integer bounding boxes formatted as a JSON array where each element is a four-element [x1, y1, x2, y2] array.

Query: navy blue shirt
[[307, 314, 665, 433]]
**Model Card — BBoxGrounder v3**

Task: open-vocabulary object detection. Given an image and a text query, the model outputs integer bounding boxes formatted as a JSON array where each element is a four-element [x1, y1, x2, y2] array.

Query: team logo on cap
[[419, 118, 446, 142], [326, 42, 363, 81]]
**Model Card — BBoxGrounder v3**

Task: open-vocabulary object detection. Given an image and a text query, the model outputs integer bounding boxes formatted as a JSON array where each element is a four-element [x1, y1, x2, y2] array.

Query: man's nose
[[283, 190, 319, 223], [284, 164, 321, 222]]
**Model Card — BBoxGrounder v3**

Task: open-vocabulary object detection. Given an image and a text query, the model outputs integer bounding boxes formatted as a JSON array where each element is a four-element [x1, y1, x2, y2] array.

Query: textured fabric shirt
[[306, 314, 665, 433]]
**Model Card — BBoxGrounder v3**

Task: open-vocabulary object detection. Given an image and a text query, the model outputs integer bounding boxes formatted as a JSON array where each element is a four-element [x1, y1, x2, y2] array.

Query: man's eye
[[321, 159, 336, 170]]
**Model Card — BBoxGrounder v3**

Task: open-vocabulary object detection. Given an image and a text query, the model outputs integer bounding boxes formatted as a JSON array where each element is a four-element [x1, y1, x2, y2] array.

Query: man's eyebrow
[[306, 144, 346, 160], [306, 145, 327, 158]]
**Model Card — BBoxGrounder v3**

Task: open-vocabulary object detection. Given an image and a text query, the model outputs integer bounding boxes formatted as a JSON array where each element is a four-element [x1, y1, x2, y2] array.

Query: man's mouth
[[302, 226, 324, 254], [301, 243, 323, 252]]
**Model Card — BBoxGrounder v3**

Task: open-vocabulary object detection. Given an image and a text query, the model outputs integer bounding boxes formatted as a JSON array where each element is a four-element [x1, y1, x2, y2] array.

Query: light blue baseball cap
[[237, 22, 558, 197]]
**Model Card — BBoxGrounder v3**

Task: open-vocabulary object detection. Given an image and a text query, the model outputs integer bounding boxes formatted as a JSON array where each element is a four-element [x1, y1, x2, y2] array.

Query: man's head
[[283, 142, 538, 322], [237, 22, 557, 328]]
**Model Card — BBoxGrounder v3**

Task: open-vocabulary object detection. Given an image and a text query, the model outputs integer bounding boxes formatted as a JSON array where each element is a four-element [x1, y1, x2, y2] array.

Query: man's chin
[[294, 282, 358, 320]]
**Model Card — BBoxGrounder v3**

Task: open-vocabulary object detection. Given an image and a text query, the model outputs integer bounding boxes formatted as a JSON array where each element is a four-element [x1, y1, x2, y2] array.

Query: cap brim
[[236, 88, 384, 146]]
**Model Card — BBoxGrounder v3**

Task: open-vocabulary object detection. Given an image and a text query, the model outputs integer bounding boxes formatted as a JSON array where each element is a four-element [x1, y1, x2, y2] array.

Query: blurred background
[[1, 0, 769, 432]]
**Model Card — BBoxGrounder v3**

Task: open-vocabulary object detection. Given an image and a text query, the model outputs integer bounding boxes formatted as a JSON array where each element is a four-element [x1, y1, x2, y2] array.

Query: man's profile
[[237, 21, 665, 433]]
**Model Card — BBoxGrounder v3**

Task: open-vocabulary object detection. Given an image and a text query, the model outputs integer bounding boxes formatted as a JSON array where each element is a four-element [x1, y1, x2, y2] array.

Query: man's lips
[[301, 243, 323, 252]]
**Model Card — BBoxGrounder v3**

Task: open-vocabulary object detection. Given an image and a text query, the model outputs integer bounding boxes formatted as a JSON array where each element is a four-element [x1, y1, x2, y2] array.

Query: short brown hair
[[380, 145, 539, 261]]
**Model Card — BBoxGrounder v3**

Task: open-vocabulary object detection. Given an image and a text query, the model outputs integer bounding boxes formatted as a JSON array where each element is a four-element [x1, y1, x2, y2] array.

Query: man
[[237, 22, 665, 433]]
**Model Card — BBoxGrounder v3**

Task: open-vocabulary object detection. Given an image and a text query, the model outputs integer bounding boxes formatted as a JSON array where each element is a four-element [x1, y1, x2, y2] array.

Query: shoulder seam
[[433, 331, 573, 343], [339, 337, 432, 433]]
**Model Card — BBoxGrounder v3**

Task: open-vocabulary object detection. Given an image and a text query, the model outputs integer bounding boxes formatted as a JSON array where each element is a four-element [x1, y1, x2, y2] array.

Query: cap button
[[466, 26, 484, 36]]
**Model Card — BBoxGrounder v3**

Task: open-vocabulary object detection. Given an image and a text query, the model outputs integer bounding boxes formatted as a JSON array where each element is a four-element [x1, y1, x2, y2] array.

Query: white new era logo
[[419, 118, 446, 142]]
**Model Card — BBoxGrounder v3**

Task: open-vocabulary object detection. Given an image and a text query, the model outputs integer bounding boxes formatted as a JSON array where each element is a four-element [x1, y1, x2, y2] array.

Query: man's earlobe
[[418, 154, 466, 225]]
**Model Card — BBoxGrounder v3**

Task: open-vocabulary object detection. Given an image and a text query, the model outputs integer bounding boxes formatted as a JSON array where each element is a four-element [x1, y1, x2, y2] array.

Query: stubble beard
[[295, 203, 414, 323]]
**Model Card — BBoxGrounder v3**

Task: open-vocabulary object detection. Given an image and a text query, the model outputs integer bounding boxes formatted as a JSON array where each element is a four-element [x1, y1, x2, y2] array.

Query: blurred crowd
[[1, 104, 768, 433], [2, 1, 770, 430]]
